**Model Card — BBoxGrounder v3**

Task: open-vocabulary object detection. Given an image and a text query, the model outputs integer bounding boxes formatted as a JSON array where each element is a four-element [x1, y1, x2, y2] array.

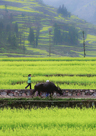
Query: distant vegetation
[[53, 23, 80, 45], [57, 4, 71, 17], [44, 0, 96, 24], [28, 26, 40, 48], [0, 10, 80, 54], [0, 0, 96, 57], [0, 15, 25, 53]]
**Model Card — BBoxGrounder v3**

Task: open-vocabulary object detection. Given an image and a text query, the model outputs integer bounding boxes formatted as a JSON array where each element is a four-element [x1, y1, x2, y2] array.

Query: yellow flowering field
[[0, 57, 96, 89], [0, 107, 96, 136]]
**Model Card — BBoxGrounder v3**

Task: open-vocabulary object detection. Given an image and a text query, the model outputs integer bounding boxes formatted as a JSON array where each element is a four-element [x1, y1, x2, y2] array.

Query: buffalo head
[[57, 87, 63, 95]]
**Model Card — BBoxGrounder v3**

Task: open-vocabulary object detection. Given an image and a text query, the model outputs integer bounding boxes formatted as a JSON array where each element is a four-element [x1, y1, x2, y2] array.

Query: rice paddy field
[[0, 57, 96, 89], [0, 107, 96, 136]]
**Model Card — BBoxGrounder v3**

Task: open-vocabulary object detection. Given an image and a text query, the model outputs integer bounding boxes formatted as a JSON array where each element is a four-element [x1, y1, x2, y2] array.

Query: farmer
[[46, 80, 49, 97], [25, 74, 31, 89]]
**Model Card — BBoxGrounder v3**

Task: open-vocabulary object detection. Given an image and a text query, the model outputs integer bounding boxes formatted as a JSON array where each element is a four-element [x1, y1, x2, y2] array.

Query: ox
[[32, 82, 63, 97]]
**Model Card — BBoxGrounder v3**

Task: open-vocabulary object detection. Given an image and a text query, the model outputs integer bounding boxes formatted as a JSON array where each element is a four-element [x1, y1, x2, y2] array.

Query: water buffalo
[[32, 82, 63, 97]]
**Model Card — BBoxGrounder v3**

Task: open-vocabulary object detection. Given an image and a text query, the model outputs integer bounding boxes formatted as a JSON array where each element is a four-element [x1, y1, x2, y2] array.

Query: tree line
[[28, 23, 80, 47], [53, 23, 80, 45], [28, 26, 40, 48], [0, 21, 80, 53], [0, 21, 19, 52], [57, 4, 71, 17], [0, 10, 80, 54], [0, 20, 40, 53]]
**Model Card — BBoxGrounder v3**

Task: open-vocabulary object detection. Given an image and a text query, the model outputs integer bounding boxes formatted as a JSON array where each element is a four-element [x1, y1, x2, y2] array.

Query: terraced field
[[0, 57, 96, 89], [0, 0, 96, 57], [0, 57, 96, 136]]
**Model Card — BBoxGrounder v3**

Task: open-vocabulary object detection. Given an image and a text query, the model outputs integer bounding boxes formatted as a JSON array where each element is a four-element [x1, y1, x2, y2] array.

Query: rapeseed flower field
[[0, 107, 96, 136], [0, 57, 96, 89]]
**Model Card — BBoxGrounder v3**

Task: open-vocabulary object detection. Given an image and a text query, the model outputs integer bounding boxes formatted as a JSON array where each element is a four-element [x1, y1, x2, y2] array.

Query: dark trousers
[[25, 83, 31, 89], [46, 93, 49, 97]]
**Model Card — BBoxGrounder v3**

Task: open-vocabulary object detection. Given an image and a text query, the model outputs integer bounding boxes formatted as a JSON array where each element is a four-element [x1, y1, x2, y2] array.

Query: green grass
[[1, 57, 96, 61], [0, 97, 96, 101], [0, 107, 96, 136]]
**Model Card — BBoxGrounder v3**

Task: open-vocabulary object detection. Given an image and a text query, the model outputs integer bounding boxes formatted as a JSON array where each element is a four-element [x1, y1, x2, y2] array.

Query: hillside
[[0, 0, 96, 57], [43, 0, 96, 24]]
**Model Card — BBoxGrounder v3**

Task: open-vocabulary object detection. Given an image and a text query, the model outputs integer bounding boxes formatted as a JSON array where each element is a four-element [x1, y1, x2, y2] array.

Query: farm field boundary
[[0, 98, 96, 108], [0, 88, 96, 108], [1, 57, 96, 61], [0, 89, 96, 98]]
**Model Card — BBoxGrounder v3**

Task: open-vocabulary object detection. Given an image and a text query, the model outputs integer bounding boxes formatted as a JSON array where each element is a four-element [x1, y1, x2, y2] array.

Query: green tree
[[68, 26, 79, 45], [35, 26, 40, 47], [57, 4, 71, 17], [14, 22, 18, 37], [6, 24, 11, 32], [8, 34, 18, 49], [0, 22, 4, 35], [28, 27, 35, 46], [53, 23, 79, 45], [53, 23, 61, 45], [0, 22, 4, 44]]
